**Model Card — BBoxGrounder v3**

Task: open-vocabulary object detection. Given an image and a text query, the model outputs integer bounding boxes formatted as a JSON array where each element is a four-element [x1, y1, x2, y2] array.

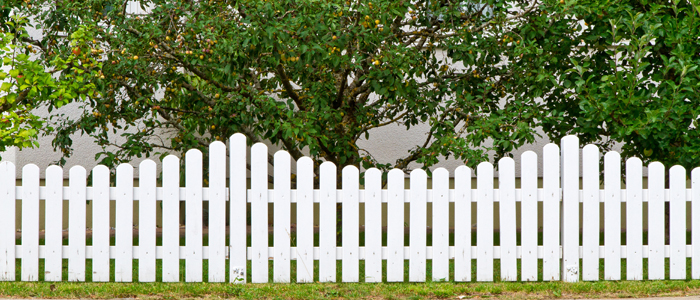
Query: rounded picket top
[[209, 141, 227, 162], [297, 156, 314, 179], [543, 143, 559, 153], [604, 151, 621, 166], [626, 157, 642, 168], [521, 150, 537, 162], [561, 135, 579, 147], [582, 144, 599, 157], [116, 162, 134, 177], [342, 165, 359, 177], [433, 167, 449, 178], [47, 165, 64, 176], [22, 164, 40, 176], [163, 154, 180, 166], [455, 165, 472, 180], [410, 168, 427, 180], [693, 167, 700, 182], [477, 161, 493, 177], [364, 168, 382, 192], [69, 165, 87, 178], [649, 161, 664, 171], [251, 142, 268, 156], [670, 165, 686, 173], [670, 165, 686, 182], [274, 149, 291, 162], [298, 156, 313, 166], [0, 161, 15, 205], [388, 168, 404, 178], [92, 164, 108, 173], [320, 161, 336, 171], [185, 148, 203, 162], [230, 133, 247, 145], [320, 161, 337, 185], [498, 157, 514, 169], [365, 167, 381, 178], [433, 168, 450, 197], [0, 160, 15, 169], [139, 159, 157, 170], [210, 140, 226, 150], [388, 168, 405, 189], [455, 165, 471, 173]]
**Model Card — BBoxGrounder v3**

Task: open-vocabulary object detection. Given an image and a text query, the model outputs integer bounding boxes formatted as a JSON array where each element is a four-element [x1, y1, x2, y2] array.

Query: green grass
[[3, 279, 700, 299], [2, 232, 698, 299]]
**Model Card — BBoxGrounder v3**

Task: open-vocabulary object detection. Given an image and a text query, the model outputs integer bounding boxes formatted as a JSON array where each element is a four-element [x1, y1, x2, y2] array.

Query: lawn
[[1, 232, 699, 299]]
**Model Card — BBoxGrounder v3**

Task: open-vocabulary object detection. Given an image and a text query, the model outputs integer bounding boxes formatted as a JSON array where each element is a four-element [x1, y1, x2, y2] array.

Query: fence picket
[[693, 168, 700, 279], [342, 166, 360, 282], [432, 168, 449, 282], [45, 165, 64, 282], [387, 169, 405, 282], [670, 165, 686, 280], [21, 164, 39, 281], [296, 157, 314, 283], [320, 161, 337, 282], [582, 145, 599, 281], [186, 149, 203, 282], [498, 158, 517, 281], [625, 158, 643, 280], [0, 161, 15, 281], [454, 166, 472, 282], [364, 168, 382, 283], [604, 152, 621, 280], [409, 169, 427, 282], [648, 162, 665, 280], [520, 152, 537, 282], [561, 136, 579, 282], [477, 162, 494, 282], [251, 143, 269, 283], [162, 155, 180, 282], [116, 164, 134, 282], [230, 134, 247, 283], [92, 165, 110, 282], [209, 142, 227, 282], [274, 151, 291, 283], [543, 144, 560, 281], [139, 160, 157, 282], [6, 133, 700, 285], [68, 166, 87, 282]]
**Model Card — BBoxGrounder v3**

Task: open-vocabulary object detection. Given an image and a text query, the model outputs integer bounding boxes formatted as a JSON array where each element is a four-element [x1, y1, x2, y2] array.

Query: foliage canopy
[[3, 0, 700, 173]]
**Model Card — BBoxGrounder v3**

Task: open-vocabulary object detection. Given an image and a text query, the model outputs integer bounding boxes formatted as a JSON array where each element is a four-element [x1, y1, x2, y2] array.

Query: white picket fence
[[1, 134, 699, 283]]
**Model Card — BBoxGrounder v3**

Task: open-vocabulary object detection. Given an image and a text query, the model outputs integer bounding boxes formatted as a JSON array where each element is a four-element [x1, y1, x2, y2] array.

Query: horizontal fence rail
[[8, 245, 698, 260], [9, 187, 700, 202], [1, 134, 700, 283]]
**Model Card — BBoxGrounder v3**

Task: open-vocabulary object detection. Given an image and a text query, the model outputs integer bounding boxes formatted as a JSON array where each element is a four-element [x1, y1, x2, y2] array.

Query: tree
[[5, 0, 550, 173], [0, 9, 99, 159], [5, 0, 700, 176], [0, 18, 45, 155], [546, 0, 700, 171]]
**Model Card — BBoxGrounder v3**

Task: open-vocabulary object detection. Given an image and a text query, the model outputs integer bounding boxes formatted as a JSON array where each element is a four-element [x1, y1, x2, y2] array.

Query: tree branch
[[275, 64, 305, 110], [125, 27, 236, 92]]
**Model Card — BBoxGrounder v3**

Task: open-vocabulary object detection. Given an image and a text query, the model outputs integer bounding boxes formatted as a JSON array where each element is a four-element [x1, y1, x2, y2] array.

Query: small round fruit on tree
[[72, 47, 81, 55]]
